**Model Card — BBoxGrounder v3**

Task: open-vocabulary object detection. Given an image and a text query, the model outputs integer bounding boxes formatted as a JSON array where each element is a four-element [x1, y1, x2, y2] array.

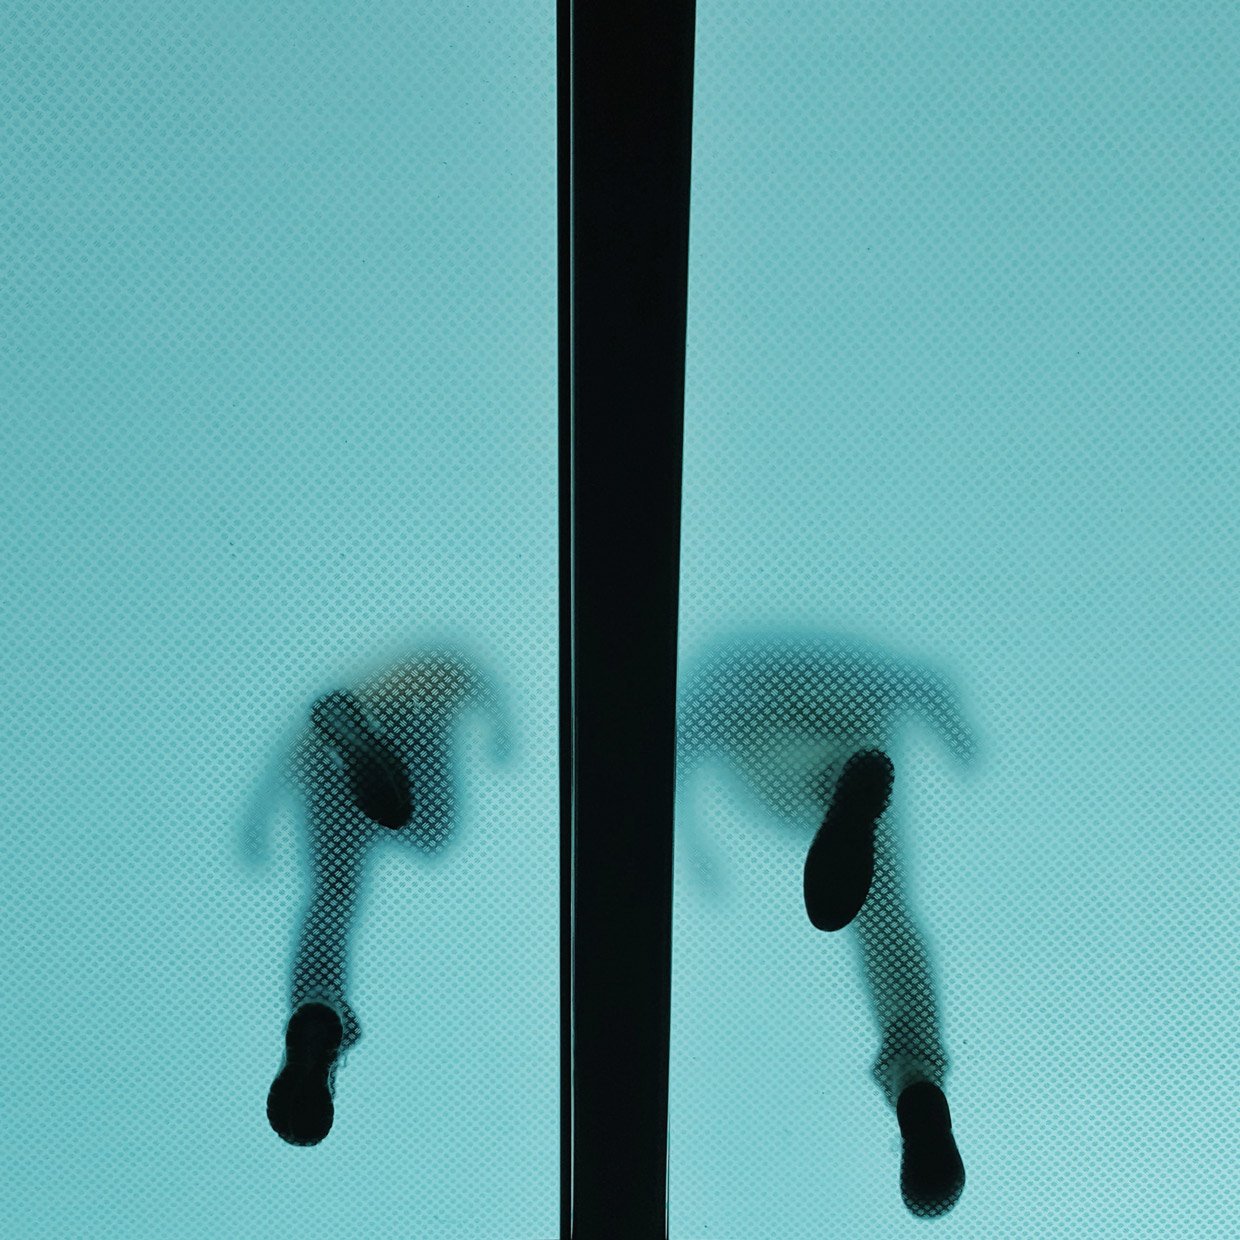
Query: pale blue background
[[670, 2, 1237, 1237]]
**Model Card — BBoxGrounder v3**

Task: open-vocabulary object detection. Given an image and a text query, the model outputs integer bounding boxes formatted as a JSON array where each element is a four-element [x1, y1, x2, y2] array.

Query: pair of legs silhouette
[[804, 749, 966, 1218], [265, 642, 967, 1219], [266, 690, 409, 1144]]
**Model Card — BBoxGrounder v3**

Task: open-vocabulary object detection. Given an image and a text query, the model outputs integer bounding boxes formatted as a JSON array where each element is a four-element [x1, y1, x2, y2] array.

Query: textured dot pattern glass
[[1, 4, 558, 1238], [669, 2, 1239, 1236]]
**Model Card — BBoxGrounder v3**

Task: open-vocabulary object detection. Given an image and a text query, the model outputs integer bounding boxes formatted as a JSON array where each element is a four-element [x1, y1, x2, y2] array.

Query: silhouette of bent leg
[[265, 663, 485, 1147], [311, 690, 414, 830], [803, 748, 893, 931], [271, 731, 372, 1145]]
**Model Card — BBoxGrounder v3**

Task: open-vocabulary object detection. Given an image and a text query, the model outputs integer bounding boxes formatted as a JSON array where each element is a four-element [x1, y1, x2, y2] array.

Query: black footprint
[[897, 1080, 966, 1217], [803, 748, 894, 932], [267, 1002, 345, 1147], [311, 691, 414, 829]]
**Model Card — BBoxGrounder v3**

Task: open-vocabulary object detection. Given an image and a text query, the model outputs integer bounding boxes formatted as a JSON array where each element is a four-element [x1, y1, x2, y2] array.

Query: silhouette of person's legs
[[268, 814, 369, 1145], [288, 790, 369, 1053], [267, 709, 377, 1146], [263, 653, 509, 1147], [852, 807, 965, 1217], [677, 635, 971, 1217]]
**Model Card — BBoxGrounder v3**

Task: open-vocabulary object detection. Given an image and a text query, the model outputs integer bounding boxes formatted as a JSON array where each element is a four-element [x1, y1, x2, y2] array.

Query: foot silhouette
[[311, 691, 414, 829], [267, 1002, 345, 1146], [803, 749, 893, 931], [897, 1080, 966, 1217]]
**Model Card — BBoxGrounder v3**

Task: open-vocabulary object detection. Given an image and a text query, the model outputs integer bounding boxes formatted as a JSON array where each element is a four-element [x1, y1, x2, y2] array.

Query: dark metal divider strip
[[564, 3, 697, 1237]]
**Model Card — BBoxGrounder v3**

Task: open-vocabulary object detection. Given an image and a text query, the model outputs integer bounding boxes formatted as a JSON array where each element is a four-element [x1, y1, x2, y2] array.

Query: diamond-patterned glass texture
[[669, 2, 1238, 1236], [3, 4, 559, 1238]]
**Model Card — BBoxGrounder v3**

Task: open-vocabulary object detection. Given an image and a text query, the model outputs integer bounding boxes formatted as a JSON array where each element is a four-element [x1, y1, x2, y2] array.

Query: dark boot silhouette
[[267, 1002, 345, 1146], [897, 1079, 966, 1217], [803, 748, 894, 931]]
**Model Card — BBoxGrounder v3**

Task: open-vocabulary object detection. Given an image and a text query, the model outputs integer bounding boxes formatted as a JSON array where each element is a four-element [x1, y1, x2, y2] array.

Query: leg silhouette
[[677, 634, 971, 1217], [263, 650, 512, 1146], [268, 765, 370, 1146], [854, 811, 965, 1217]]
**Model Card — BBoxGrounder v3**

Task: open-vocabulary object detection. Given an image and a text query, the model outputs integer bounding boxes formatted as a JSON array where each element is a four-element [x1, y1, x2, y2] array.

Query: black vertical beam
[[564, 3, 697, 1239]]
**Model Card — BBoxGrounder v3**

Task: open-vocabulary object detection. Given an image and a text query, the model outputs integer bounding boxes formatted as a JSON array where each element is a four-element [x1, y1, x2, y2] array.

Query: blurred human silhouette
[[676, 631, 974, 1218], [250, 649, 512, 1147], [248, 630, 970, 1216]]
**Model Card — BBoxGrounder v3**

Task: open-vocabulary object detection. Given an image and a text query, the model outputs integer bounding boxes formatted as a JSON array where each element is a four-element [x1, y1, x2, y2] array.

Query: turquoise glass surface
[[5, 3, 1237, 1238], [670, 3, 1237, 1237], [2, 4, 558, 1238]]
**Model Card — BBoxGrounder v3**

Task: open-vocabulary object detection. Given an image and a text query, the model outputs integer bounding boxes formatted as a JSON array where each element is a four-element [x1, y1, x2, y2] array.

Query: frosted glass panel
[[2, 4, 558, 1238], [670, 3, 1237, 1237]]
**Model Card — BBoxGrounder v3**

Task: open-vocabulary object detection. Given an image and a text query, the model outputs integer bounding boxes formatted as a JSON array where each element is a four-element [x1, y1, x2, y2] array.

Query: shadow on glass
[[242, 628, 973, 1218], [243, 648, 512, 1148], [676, 630, 976, 1218]]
